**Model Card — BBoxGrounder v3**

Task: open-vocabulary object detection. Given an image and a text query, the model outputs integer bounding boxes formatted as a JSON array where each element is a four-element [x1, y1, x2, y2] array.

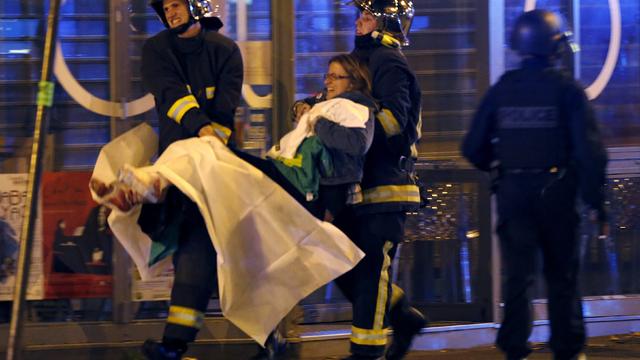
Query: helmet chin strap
[[169, 16, 196, 35], [371, 30, 401, 48]]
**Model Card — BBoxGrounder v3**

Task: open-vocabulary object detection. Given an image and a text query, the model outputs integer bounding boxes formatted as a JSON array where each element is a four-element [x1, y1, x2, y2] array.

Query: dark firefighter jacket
[[351, 35, 423, 214], [141, 28, 243, 153]]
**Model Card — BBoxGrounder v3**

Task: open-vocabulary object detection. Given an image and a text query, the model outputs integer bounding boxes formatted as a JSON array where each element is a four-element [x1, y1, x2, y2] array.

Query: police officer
[[462, 9, 608, 360], [324, 1, 426, 359], [140, 0, 243, 359]]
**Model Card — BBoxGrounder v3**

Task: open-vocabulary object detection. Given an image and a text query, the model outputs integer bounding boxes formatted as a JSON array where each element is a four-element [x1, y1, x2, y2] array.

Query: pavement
[[4, 331, 639, 359], [316, 334, 640, 360]]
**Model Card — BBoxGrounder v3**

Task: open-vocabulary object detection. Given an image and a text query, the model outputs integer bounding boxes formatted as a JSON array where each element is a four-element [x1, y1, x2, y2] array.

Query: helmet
[[509, 9, 577, 58], [351, 0, 415, 46], [149, 0, 223, 31]]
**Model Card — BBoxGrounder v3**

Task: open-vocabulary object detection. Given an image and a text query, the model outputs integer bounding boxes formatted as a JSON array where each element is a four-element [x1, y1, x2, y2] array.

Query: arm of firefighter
[[462, 88, 497, 172], [141, 40, 210, 136], [370, 55, 412, 138], [208, 42, 244, 144], [314, 115, 373, 156], [567, 83, 608, 221]]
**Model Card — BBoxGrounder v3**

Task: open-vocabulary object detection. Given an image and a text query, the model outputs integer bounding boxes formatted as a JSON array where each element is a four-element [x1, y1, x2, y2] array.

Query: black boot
[[386, 306, 427, 360], [248, 329, 288, 360], [141, 339, 186, 360], [340, 355, 384, 360]]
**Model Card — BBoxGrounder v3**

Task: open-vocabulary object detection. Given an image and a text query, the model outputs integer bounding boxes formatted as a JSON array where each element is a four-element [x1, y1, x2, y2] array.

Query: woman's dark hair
[[328, 54, 372, 97]]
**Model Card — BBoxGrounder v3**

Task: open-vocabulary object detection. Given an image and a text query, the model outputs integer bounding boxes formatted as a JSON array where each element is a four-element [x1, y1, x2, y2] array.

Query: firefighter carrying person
[[140, 0, 242, 358], [293, 1, 427, 358]]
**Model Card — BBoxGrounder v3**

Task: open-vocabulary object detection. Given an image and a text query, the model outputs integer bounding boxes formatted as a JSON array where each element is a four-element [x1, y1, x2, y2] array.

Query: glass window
[[578, 0, 640, 145]]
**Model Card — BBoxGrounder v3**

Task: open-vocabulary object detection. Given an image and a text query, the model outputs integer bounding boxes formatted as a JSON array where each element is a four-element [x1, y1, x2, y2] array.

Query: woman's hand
[[294, 102, 311, 122]]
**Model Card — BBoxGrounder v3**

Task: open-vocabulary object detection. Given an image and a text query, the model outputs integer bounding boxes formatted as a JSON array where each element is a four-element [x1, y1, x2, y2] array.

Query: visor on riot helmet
[[149, 0, 223, 31], [350, 0, 415, 46]]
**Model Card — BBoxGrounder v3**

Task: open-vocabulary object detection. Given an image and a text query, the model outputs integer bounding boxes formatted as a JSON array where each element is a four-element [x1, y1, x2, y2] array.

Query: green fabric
[[270, 136, 333, 200], [148, 210, 183, 267]]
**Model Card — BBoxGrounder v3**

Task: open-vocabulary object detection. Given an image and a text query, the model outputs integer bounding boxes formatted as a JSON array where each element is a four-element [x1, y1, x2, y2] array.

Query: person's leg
[[383, 214, 426, 360], [334, 212, 405, 359], [541, 224, 584, 360], [492, 175, 545, 360], [386, 283, 427, 360], [495, 215, 539, 360], [539, 175, 584, 360], [333, 208, 359, 304], [143, 197, 217, 359]]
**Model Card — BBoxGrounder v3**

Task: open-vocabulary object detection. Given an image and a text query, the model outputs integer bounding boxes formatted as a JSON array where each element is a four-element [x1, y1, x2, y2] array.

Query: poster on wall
[[0, 173, 44, 300], [41, 172, 112, 298], [131, 266, 173, 301]]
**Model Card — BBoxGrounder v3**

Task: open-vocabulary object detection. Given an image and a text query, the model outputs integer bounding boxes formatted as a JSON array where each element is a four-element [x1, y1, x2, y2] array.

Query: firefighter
[[462, 9, 608, 360], [139, 0, 243, 359], [318, 1, 427, 358]]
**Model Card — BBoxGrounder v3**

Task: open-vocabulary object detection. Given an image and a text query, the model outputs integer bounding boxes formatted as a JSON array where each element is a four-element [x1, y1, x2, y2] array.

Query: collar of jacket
[[171, 28, 206, 54], [354, 33, 382, 51]]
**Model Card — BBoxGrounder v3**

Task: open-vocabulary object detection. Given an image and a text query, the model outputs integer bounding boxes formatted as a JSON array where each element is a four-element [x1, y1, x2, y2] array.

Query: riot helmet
[[350, 0, 415, 46], [149, 0, 223, 32], [509, 9, 577, 58]]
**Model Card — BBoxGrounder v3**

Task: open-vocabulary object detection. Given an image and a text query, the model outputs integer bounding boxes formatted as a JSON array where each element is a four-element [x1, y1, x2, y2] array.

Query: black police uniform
[[329, 34, 423, 358], [141, 27, 243, 347], [462, 56, 607, 360]]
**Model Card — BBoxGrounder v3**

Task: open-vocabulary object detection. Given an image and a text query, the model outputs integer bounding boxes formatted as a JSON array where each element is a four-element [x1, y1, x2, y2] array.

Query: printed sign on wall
[[0, 173, 44, 300], [41, 172, 112, 298]]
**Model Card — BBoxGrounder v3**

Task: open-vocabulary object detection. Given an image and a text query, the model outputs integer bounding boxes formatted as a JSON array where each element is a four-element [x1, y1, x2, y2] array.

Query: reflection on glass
[[527, 177, 640, 299], [505, 1, 640, 146], [399, 181, 481, 304], [579, 177, 640, 296], [578, 0, 640, 145]]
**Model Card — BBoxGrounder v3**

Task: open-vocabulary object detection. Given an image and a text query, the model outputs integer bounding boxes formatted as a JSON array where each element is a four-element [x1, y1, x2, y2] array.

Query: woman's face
[[324, 62, 353, 100]]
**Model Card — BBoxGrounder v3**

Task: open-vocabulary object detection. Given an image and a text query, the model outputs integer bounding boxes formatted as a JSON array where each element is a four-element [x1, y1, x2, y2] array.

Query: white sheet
[[268, 97, 369, 159], [90, 124, 364, 345]]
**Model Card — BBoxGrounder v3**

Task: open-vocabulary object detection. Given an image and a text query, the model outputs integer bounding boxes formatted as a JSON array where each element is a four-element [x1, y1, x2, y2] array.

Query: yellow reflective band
[[410, 144, 419, 158], [362, 185, 421, 204], [274, 154, 303, 168], [210, 122, 231, 144], [37, 81, 55, 107], [390, 284, 405, 307], [380, 32, 401, 48], [376, 108, 401, 137], [416, 110, 423, 140], [167, 305, 204, 329], [350, 326, 388, 346], [206, 86, 216, 100], [167, 94, 199, 124], [374, 241, 394, 329]]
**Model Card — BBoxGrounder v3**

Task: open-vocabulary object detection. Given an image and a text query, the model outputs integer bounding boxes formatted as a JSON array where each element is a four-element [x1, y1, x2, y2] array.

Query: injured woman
[[89, 54, 375, 346]]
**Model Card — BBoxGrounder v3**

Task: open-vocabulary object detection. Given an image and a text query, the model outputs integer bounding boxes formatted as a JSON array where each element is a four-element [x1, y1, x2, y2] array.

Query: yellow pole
[[6, 0, 61, 358]]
